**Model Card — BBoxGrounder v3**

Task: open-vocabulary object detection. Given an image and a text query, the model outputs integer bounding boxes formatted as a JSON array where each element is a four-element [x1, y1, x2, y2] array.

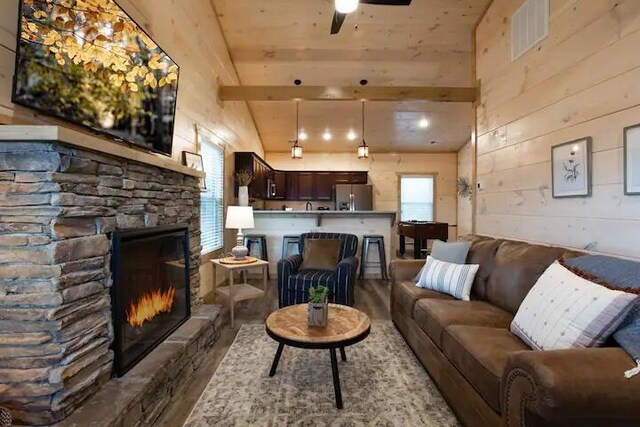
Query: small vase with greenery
[[307, 285, 329, 327]]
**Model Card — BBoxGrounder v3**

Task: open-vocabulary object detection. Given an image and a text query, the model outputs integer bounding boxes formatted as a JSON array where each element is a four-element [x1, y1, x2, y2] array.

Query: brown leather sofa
[[390, 235, 640, 427]]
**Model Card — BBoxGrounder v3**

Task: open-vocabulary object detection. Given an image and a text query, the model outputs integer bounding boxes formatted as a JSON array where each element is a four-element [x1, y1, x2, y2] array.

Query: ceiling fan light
[[335, 0, 359, 14]]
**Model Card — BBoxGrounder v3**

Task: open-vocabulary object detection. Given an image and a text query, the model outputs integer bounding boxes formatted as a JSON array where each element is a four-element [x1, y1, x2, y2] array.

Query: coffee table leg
[[269, 343, 285, 377], [339, 347, 347, 362], [330, 348, 343, 409]]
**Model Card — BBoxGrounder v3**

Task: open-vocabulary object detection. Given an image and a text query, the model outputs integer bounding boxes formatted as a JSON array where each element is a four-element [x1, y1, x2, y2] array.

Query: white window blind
[[400, 175, 434, 222], [200, 140, 224, 254]]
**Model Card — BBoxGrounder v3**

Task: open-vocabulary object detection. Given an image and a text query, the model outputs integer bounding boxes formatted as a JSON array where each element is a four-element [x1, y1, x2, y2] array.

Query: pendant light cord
[[361, 101, 367, 146]]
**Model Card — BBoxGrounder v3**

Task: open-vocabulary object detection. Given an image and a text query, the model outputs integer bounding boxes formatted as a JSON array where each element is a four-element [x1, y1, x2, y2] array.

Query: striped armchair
[[277, 233, 359, 307]]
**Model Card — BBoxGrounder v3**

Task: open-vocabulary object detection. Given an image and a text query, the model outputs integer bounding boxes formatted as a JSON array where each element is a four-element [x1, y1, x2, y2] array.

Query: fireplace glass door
[[111, 225, 190, 376]]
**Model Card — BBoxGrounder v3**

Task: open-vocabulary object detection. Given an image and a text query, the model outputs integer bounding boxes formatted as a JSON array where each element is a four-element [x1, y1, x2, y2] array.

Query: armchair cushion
[[299, 238, 341, 271]]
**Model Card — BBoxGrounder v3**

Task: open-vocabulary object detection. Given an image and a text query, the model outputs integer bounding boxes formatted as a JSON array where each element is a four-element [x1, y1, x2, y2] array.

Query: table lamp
[[225, 206, 255, 260]]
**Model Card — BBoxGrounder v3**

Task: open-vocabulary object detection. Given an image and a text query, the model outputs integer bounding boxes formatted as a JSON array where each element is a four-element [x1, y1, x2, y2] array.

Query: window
[[400, 175, 434, 221], [200, 140, 224, 254]]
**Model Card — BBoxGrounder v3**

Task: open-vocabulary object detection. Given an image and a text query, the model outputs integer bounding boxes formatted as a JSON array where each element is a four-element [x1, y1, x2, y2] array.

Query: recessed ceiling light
[[347, 130, 357, 141], [322, 130, 333, 141], [419, 118, 430, 129], [298, 130, 308, 141], [335, 0, 359, 14]]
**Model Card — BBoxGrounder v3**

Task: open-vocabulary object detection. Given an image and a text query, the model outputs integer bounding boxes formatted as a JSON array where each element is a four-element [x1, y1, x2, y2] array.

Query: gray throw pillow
[[413, 240, 472, 281], [564, 255, 640, 373]]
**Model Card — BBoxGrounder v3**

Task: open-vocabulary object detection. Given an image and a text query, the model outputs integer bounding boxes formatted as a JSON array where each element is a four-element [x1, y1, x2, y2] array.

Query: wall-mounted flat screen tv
[[12, 0, 180, 156]]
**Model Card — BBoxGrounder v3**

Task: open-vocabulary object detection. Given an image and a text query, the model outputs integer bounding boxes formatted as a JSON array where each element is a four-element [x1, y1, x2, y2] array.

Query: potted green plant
[[307, 285, 329, 327], [235, 171, 254, 206]]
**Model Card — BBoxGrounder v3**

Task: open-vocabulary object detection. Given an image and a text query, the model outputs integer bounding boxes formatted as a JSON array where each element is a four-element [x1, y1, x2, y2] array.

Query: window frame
[[397, 173, 437, 222], [199, 138, 225, 256]]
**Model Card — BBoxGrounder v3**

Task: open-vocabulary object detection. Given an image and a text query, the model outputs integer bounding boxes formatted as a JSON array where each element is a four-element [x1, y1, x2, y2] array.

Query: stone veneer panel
[[0, 142, 202, 425]]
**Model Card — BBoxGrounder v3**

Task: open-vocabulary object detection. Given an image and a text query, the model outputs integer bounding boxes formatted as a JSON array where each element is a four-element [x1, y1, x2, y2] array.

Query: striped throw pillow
[[416, 256, 479, 301], [511, 262, 638, 351]]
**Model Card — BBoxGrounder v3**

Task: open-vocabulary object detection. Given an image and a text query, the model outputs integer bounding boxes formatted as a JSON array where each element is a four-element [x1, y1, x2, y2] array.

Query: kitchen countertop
[[253, 210, 396, 226]]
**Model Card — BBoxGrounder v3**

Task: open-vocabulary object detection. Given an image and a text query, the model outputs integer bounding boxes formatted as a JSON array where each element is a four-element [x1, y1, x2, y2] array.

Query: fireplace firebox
[[111, 225, 191, 376]]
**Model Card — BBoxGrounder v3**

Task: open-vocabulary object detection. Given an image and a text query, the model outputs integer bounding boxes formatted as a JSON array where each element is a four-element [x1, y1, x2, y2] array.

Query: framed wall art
[[624, 124, 640, 195], [551, 137, 592, 198]]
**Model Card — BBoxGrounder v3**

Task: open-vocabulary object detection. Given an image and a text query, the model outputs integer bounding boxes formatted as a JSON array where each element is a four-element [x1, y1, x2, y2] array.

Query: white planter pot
[[238, 186, 249, 206], [308, 302, 328, 327]]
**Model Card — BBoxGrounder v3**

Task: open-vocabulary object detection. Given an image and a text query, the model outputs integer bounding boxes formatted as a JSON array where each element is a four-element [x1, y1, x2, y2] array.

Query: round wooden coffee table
[[265, 303, 370, 409]]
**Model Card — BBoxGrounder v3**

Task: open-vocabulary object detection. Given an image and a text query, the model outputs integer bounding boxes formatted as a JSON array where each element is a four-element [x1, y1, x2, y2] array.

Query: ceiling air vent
[[511, 0, 549, 61]]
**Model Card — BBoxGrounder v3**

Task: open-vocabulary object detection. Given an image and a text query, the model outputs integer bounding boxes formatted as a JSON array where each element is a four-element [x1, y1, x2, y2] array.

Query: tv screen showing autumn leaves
[[12, 0, 180, 156]]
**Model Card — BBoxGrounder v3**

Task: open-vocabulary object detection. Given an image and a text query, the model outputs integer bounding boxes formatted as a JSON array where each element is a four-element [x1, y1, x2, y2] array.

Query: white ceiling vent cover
[[511, 0, 549, 61]]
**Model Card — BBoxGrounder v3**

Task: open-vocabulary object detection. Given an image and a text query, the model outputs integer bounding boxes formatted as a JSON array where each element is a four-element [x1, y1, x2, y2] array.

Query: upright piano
[[397, 221, 449, 259]]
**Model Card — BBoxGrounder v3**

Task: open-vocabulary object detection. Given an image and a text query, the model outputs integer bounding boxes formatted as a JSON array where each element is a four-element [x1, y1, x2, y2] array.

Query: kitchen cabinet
[[272, 171, 286, 200], [298, 172, 315, 200], [234, 152, 369, 201], [234, 152, 272, 199], [315, 172, 334, 200]]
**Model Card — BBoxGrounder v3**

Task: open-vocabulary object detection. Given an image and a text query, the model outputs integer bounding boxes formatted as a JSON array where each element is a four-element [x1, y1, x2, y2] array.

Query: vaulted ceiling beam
[[218, 85, 477, 103]]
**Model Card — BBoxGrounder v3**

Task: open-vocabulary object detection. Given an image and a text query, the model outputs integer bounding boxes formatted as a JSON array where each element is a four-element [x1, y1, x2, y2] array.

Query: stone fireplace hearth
[[0, 139, 204, 425]]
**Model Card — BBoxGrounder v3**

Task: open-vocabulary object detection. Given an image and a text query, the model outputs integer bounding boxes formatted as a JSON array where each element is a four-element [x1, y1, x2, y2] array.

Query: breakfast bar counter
[[250, 210, 397, 278]]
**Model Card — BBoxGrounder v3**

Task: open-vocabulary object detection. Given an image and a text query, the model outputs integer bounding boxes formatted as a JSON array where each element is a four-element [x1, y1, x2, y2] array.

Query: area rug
[[184, 321, 459, 426]]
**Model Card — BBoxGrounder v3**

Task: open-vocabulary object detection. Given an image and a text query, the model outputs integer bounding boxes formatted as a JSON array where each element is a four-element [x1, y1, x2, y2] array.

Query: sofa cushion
[[463, 236, 503, 300], [486, 240, 567, 314], [283, 270, 336, 304], [391, 280, 453, 318], [442, 325, 530, 413], [413, 299, 513, 348]]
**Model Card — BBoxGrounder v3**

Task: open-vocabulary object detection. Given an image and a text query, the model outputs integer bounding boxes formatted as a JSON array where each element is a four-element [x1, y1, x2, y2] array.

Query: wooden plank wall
[[457, 140, 473, 237], [0, 0, 263, 159], [0, 0, 265, 298], [475, 0, 640, 259], [265, 152, 459, 256]]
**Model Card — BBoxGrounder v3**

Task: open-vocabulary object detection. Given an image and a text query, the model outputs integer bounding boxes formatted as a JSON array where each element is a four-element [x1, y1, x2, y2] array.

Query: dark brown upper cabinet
[[234, 152, 368, 201], [234, 152, 273, 199], [315, 172, 334, 200], [271, 171, 287, 200]]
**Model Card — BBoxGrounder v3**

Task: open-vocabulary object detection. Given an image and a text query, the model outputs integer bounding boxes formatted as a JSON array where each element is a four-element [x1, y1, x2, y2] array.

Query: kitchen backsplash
[[262, 200, 334, 210]]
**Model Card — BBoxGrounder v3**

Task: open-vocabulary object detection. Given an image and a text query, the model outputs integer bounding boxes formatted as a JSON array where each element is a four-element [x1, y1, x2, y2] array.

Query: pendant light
[[291, 101, 303, 159], [358, 101, 369, 159]]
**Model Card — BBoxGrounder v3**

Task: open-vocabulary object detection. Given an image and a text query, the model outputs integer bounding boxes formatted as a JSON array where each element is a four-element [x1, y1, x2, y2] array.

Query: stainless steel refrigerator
[[335, 184, 373, 211]]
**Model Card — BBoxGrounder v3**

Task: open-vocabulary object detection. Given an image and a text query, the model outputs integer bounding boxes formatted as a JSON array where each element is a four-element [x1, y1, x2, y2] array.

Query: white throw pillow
[[511, 261, 638, 351], [415, 256, 479, 301]]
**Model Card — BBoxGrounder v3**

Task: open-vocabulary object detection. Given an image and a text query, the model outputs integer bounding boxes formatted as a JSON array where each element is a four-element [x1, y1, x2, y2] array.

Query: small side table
[[211, 258, 269, 328]]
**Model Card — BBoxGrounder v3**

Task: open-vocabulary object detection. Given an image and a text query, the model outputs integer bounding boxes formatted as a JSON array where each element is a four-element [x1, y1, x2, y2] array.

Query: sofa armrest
[[389, 259, 424, 283], [502, 348, 640, 426], [335, 256, 359, 306]]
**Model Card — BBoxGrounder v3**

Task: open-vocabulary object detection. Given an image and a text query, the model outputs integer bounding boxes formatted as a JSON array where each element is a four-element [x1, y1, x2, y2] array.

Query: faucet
[[306, 202, 313, 211]]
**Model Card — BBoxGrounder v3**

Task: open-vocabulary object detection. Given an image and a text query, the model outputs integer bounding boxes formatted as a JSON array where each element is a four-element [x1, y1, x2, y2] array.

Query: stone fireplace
[[0, 131, 208, 425], [111, 225, 191, 377]]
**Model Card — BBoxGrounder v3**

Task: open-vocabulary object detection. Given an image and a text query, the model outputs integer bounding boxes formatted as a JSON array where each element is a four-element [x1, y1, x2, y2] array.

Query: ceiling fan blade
[[330, 10, 347, 34], [360, 0, 412, 5]]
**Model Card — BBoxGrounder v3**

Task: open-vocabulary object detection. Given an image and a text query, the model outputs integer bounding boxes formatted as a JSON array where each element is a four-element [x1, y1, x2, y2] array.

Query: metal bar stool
[[243, 234, 270, 279], [359, 235, 389, 281], [281, 235, 301, 258]]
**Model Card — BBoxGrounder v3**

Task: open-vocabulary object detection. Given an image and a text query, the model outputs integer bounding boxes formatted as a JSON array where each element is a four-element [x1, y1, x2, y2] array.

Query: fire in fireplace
[[111, 225, 191, 376]]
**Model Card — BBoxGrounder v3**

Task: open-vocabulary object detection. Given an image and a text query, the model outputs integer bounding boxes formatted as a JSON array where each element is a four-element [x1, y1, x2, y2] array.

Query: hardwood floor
[[155, 278, 391, 426]]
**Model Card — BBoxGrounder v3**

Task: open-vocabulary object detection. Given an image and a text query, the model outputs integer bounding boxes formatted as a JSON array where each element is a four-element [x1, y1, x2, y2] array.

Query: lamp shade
[[225, 206, 254, 229]]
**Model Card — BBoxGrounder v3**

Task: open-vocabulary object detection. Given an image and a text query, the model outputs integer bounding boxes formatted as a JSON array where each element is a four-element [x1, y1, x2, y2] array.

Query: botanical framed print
[[182, 151, 204, 171], [182, 151, 206, 191], [551, 137, 592, 198], [624, 124, 640, 195]]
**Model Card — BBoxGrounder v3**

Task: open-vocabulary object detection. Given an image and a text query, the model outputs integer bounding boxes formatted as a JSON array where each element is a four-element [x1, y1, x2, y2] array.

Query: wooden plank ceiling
[[211, 0, 491, 153]]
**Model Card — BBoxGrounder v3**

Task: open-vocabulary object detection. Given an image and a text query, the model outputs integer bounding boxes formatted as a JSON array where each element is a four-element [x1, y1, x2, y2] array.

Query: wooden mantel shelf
[[0, 125, 205, 178]]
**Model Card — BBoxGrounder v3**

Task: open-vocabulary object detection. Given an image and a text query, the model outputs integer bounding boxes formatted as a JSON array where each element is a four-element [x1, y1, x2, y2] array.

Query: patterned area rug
[[184, 321, 459, 426]]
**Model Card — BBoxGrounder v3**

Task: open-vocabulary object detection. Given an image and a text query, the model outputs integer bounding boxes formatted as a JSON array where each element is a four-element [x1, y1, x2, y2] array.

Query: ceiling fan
[[331, 0, 412, 34]]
